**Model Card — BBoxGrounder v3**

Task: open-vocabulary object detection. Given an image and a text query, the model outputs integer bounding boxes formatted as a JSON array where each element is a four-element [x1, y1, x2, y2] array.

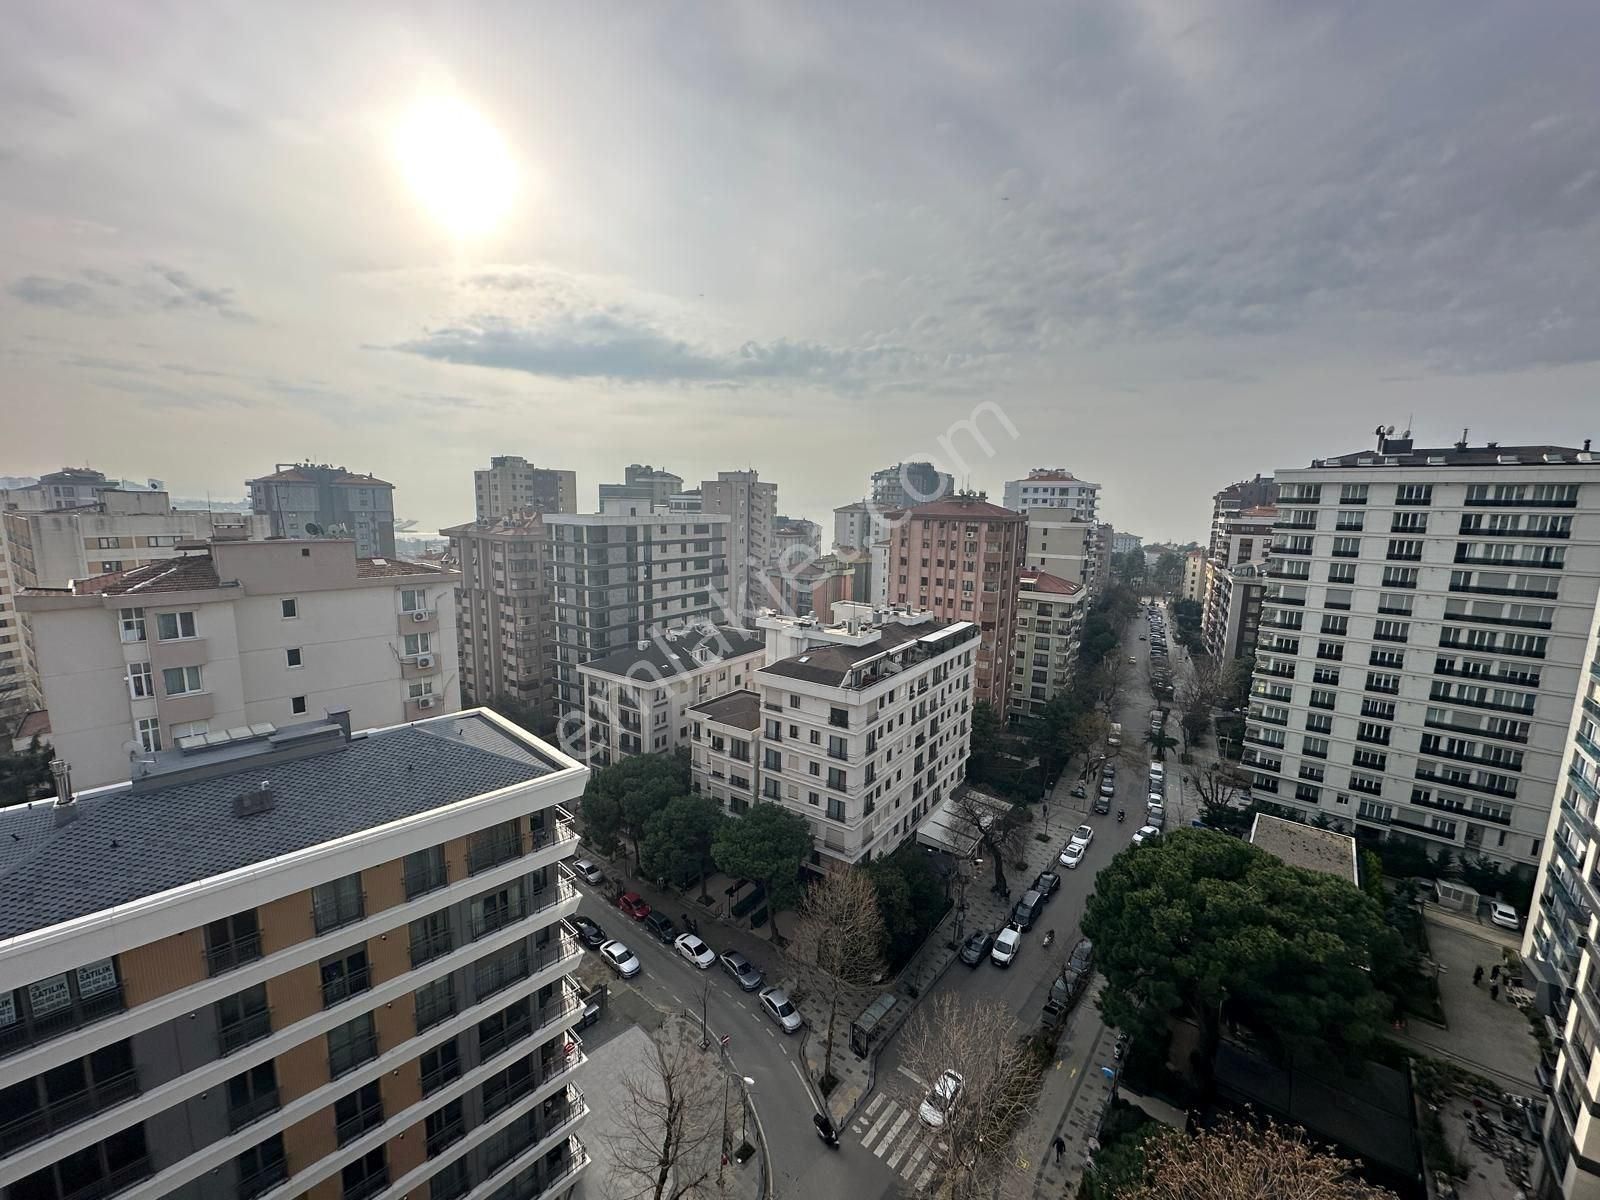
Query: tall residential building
[[0, 539, 22, 736], [1020, 514, 1099, 591], [597, 465, 683, 509], [544, 505, 730, 716], [1181, 549, 1207, 601], [1095, 523, 1116, 586], [576, 623, 765, 765], [1111, 531, 1143, 556], [832, 501, 885, 553], [248, 464, 396, 558], [1245, 435, 1600, 873], [1201, 504, 1277, 660], [473, 456, 578, 521], [445, 514, 555, 722], [773, 517, 822, 564], [1003, 468, 1101, 523], [700, 470, 777, 622], [16, 539, 460, 790], [1523, 593, 1600, 1197], [763, 553, 868, 619], [885, 495, 1025, 707], [689, 603, 978, 870], [0, 707, 590, 1200], [4, 466, 126, 511], [870, 462, 954, 512], [1009, 569, 1086, 721]]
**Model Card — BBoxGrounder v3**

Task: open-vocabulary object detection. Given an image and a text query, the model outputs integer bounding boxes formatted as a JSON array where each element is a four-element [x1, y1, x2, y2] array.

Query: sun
[[393, 95, 517, 238]]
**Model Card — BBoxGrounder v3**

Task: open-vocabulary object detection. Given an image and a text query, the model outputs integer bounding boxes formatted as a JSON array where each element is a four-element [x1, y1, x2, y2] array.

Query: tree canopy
[[1120, 1117, 1396, 1200], [1083, 829, 1401, 1092], [639, 794, 726, 897], [711, 801, 813, 940], [0, 737, 54, 807], [581, 752, 691, 870]]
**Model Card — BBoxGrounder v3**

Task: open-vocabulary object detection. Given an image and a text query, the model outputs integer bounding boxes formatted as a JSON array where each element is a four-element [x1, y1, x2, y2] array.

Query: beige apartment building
[[16, 540, 460, 790], [472, 458, 577, 523], [444, 515, 555, 723], [0, 707, 590, 1200], [700, 471, 777, 623], [1009, 569, 1086, 720]]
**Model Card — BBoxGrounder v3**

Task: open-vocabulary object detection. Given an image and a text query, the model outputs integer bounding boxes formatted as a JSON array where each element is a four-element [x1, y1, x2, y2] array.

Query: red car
[[617, 892, 651, 920]]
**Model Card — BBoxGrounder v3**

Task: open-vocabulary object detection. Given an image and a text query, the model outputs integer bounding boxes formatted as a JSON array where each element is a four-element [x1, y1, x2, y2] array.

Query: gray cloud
[[7, 265, 247, 320], [11, 275, 104, 312]]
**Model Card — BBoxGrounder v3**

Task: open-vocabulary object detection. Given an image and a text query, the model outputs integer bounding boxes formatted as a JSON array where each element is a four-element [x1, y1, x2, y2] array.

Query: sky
[[4, 2, 1600, 543]]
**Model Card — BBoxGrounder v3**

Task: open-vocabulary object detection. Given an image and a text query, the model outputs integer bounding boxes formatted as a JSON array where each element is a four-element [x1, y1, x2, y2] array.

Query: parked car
[[1146, 804, 1166, 828], [571, 858, 605, 885], [1149, 761, 1165, 778], [1099, 779, 1116, 798], [570, 916, 607, 948], [617, 892, 651, 919], [918, 1069, 964, 1128], [643, 911, 676, 943], [719, 949, 764, 991], [1132, 825, 1161, 847], [1093, 792, 1110, 814], [1490, 901, 1521, 930], [1059, 842, 1087, 870], [599, 939, 641, 979], [1043, 966, 1088, 1022], [1068, 936, 1095, 974], [991, 927, 1022, 967], [1033, 870, 1060, 899], [1069, 824, 1094, 849], [759, 986, 803, 1033], [1071, 782, 1088, 799], [1010, 890, 1044, 931], [960, 929, 996, 966], [674, 933, 716, 969]]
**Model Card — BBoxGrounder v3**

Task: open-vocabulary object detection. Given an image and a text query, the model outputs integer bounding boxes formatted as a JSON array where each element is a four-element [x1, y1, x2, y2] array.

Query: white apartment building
[[1010, 569, 1086, 720], [1202, 506, 1277, 659], [689, 603, 979, 872], [0, 707, 591, 1200], [1181, 549, 1206, 602], [473, 456, 577, 521], [1003, 468, 1101, 523], [1020, 514, 1099, 591], [1246, 436, 1600, 873], [870, 462, 953, 513], [575, 624, 764, 765], [832, 501, 884, 552], [544, 505, 731, 716], [16, 539, 460, 790], [700, 470, 777, 623]]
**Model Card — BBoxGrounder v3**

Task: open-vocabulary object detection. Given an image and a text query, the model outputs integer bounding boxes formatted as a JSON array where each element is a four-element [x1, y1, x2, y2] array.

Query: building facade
[[444, 515, 554, 722], [1245, 437, 1600, 873], [700, 470, 777, 623], [1201, 505, 1277, 660], [597, 465, 682, 509], [1020, 514, 1099, 591], [544, 507, 730, 716], [870, 462, 953, 513], [772, 518, 822, 564], [1181, 549, 1206, 602], [248, 465, 396, 559], [17, 540, 460, 790], [576, 624, 764, 765], [0, 707, 590, 1200], [473, 457, 577, 522], [1003, 469, 1101, 524], [1111, 532, 1143, 556], [885, 496, 1025, 707], [1009, 569, 1086, 721]]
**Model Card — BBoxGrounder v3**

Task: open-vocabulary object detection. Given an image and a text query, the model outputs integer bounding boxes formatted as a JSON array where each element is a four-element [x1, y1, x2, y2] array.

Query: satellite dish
[[1386, 425, 1396, 436], [305, 522, 323, 536]]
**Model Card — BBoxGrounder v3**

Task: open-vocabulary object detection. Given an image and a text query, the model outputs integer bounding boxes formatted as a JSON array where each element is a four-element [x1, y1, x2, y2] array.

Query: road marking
[[896, 1065, 929, 1089], [860, 1102, 901, 1151], [885, 1122, 921, 1169], [872, 1110, 912, 1158], [899, 1141, 930, 1178], [915, 1162, 935, 1190], [862, 1093, 886, 1121], [790, 1060, 810, 1094]]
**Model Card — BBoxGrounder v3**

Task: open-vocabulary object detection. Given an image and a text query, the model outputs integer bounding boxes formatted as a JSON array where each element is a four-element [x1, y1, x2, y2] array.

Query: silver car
[[759, 986, 803, 1033], [720, 949, 764, 991]]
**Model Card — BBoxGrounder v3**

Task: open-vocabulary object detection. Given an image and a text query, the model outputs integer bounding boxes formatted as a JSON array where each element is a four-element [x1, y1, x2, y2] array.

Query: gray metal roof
[[580, 625, 764, 681], [0, 713, 563, 941]]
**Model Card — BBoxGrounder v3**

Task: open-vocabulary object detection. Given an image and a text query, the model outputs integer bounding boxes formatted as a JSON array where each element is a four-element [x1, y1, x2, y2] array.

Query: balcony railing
[[469, 829, 527, 875], [416, 989, 460, 1033], [344, 1166, 390, 1200], [205, 931, 263, 977], [404, 858, 451, 899], [336, 1097, 386, 1145], [428, 1112, 467, 1157], [219, 1007, 273, 1056], [227, 1086, 280, 1133], [238, 1157, 290, 1200], [329, 1029, 379, 1078], [410, 926, 456, 968], [57, 1157, 152, 1200], [321, 965, 373, 1008], [0, 985, 127, 1060], [0, 1069, 141, 1154]]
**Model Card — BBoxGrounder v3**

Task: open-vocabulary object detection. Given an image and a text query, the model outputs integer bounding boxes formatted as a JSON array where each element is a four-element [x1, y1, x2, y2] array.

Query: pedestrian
[[1490, 963, 1501, 982], [1490, 983, 1500, 1002], [1472, 965, 1484, 987], [1053, 1135, 1066, 1165]]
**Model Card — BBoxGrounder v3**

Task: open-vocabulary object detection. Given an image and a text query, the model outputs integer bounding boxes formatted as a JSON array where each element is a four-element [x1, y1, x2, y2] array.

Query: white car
[[1069, 824, 1094, 849], [991, 927, 1022, 966], [1147, 804, 1166, 828], [1149, 762, 1165, 778], [1131, 825, 1161, 847], [758, 986, 804, 1033], [674, 933, 716, 969], [1489, 901, 1521, 930], [1059, 842, 1087, 870], [599, 939, 640, 979], [919, 1069, 964, 1128], [571, 858, 604, 885]]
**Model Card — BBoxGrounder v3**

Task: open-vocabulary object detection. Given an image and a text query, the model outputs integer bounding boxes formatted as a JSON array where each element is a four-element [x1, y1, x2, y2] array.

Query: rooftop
[[55, 550, 446, 596], [890, 496, 1024, 522], [249, 464, 393, 486], [0, 711, 568, 941], [689, 690, 762, 730], [1018, 568, 1083, 596], [12, 709, 50, 745], [1308, 439, 1596, 470], [1247, 812, 1359, 885], [1017, 469, 1099, 486], [580, 624, 764, 680], [759, 617, 974, 687]]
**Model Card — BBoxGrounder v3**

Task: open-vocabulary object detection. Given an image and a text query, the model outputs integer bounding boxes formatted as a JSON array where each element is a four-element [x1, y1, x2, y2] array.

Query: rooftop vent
[[1497, 454, 1519, 464], [234, 781, 276, 817], [1580, 452, 1596, 463], [1357, 457, 1376, 466], [1544, 453, 1565, 463], [1426, 456, 1446, 465]]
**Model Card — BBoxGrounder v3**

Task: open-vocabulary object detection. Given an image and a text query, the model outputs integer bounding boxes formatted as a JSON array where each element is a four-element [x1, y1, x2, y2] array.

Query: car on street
[[1010, 890, 1043, 931], [674, 933, 716, 969], [990, 927, 1022, 967], [1033, 870, 1060, 899], [1043, 966, 1088, 1023], [570, 916, 607, 948], [1146, 804, 1166, 828], [1490, 901, 1521, 930], [719, 950, 764, 991], [599, 939, 641, 979], [959, 929, 996, 966], [1132, 824, 1161, 847], [643, 911, 676, 943], [1068, 936, 1095, 974], [1149, 761, 1165, 778], [571, 858, 605, 885], [759, 986, 803, 1033], [1059, 842, 1087, 870], [1093, 793, 1110, 814], [1069, 824, 1094, 849], [1071, 782, 1088, 799], [1099, 778, 1116, 797], [919, 1069, 964, 1128], [617, 892, 651, 919]]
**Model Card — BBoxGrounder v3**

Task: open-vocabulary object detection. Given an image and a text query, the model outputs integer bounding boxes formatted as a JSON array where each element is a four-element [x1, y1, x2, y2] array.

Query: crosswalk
[[851, 1090, 940, 1189]]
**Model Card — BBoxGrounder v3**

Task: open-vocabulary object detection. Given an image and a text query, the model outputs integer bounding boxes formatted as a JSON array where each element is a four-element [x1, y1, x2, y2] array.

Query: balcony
[[1453, 551, 1564, 570], [345, 1165, 390, 1200], [404, 857, 451, 900], [1448, 581, 1559, 599], [0, 1068, 141, 1155], [205, 931, 263, 977], [428, 1110, 467, 1157], [227, 1086, 280, 1133], [321, 964, 373, 1008], [336, 1096, 386, 1145], [238, 1157, 289, 1200], [415, 988, 460, 1033], [51, 1157, 152, 1200], [469, 828, 527, 875], [411, 926, 456, 968], [218, 1006, 273, 1056], [330, 1028, 380, 1079]]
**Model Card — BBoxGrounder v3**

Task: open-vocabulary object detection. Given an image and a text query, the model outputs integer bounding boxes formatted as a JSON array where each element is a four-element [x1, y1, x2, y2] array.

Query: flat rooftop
[[1247, 812, 1359, 885], [689, 690, 761, 730], [0, 711, 569, 941], [581, 625, 764, 680]]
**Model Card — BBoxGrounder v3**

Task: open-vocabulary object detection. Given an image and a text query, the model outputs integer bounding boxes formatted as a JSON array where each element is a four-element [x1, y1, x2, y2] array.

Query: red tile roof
[[72, 555, 222, 595], [1018, 569, 1082, 595], [14, 709, 50, 742], [890, 498, 1024, 521], [355, 558, 449, 578]]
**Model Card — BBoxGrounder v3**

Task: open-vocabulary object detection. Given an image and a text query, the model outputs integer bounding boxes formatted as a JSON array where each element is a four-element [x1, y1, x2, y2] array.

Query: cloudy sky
[[4, 2, 1600, 541]]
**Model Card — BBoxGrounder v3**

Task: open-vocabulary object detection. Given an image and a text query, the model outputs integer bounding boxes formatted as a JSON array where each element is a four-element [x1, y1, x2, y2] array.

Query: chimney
[[325, 707, 352, 742], [1586, 439, 1593, 452], [49, 759, 78, 827]]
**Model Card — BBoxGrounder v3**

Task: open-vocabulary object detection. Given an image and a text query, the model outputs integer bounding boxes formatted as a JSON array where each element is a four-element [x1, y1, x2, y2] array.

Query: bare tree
[[606, 1017, 725, 1200], [953, 789, 1029, 894], [788, 867, 886, 1090], [1092, 657, 1128, 718], [899, 993, 1043, 1200], [1119, 1117, 1397, 1200], [1185, 760, 1252, 831]]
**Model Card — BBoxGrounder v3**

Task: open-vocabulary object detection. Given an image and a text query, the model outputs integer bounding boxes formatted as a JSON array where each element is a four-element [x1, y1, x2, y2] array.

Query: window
[[828, 734, 848, 760], [312, 873, 364, 934], [408, 681, 434, 700], [1396, 483, 1433, 505], [400, 588, 428, 613], [1382, 565, 1419, 588], [340, 1146, 388, 1200], [403, 632, 433, 657], [829, 706, 850, 728], [100, 560, 123, 573], [827, 767, 847, 791], [1373, 619, 1410, 643], [118, 608, 146, 643], [414, 976, 457, 1031], [1331, 536, 1361, 558], [403, 846, 448, 898], [236, 1133, 288, 1199], [469, 881, 525, 940], [1386, 539, 1424, 561], [1309, 689, 1337, 710], [1302, 736, 1329, 758], [1339, 484, 1369, 504], [281, 597, 298, 619], [425, 1098, 466, 1157], [320, 947, 371, 1008], [96, 536, 121, 549], [1335, 511, 1365, 531], [285, 647, 302, 668], [127, 662, 153, 699], [291, 696, 308, 715], [420, 1038, 461, 1095], [226, 1061, 280, 1132], [217, 984, 272, 1055], [155, 610, 197, 640], [205, 910, 262, 976], [1326, 562, 1356, 584], [135, 718, 161, 754], [409, 910, 454, 968], [1377, 591, 1413, 615], [826, 797, 847, 821], [333, 1081, 384, 1147], [327, 1011, 378, 1078]]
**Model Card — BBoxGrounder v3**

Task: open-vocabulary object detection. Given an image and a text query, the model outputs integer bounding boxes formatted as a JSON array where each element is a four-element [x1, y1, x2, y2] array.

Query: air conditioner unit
[[416, 654, 435, 669], [417, 696, 435, 709], [412, 610, 431, 622]]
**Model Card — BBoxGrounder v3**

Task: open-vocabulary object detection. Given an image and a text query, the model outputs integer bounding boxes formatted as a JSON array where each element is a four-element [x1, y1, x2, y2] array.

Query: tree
[[867, 845, 950, 967], [605, 1016, 725, 1200], [1120, 1117, 1397, 1200], [899, 993, 1041, 1199], [1220, 655, 1255, 712], [788, 869, 886, 1090], [952, 789, 1029, 894], [0, 736, 54, 807], [1090, 657, 1128, 719], [711, 801, 813, 941], [581, 753, 689, 871], [968, 699, 1002, 779], [1144, 730, 1178, 761], [1083, 830, 1400, 1097], [1185, 760, 1252, 832], [640, 795, 726, 899]]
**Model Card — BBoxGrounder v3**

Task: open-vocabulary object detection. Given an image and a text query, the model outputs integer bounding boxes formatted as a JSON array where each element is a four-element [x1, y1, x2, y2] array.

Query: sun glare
[[393, 95, 517, 238]]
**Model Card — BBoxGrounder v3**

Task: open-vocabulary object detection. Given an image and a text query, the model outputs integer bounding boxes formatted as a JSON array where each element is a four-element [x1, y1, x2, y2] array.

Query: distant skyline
[[5, 3, 1600, 542]]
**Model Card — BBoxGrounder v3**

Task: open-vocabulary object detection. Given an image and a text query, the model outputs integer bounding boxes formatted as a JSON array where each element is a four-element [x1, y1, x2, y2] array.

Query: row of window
[[1279, 481, 1580, 507]]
